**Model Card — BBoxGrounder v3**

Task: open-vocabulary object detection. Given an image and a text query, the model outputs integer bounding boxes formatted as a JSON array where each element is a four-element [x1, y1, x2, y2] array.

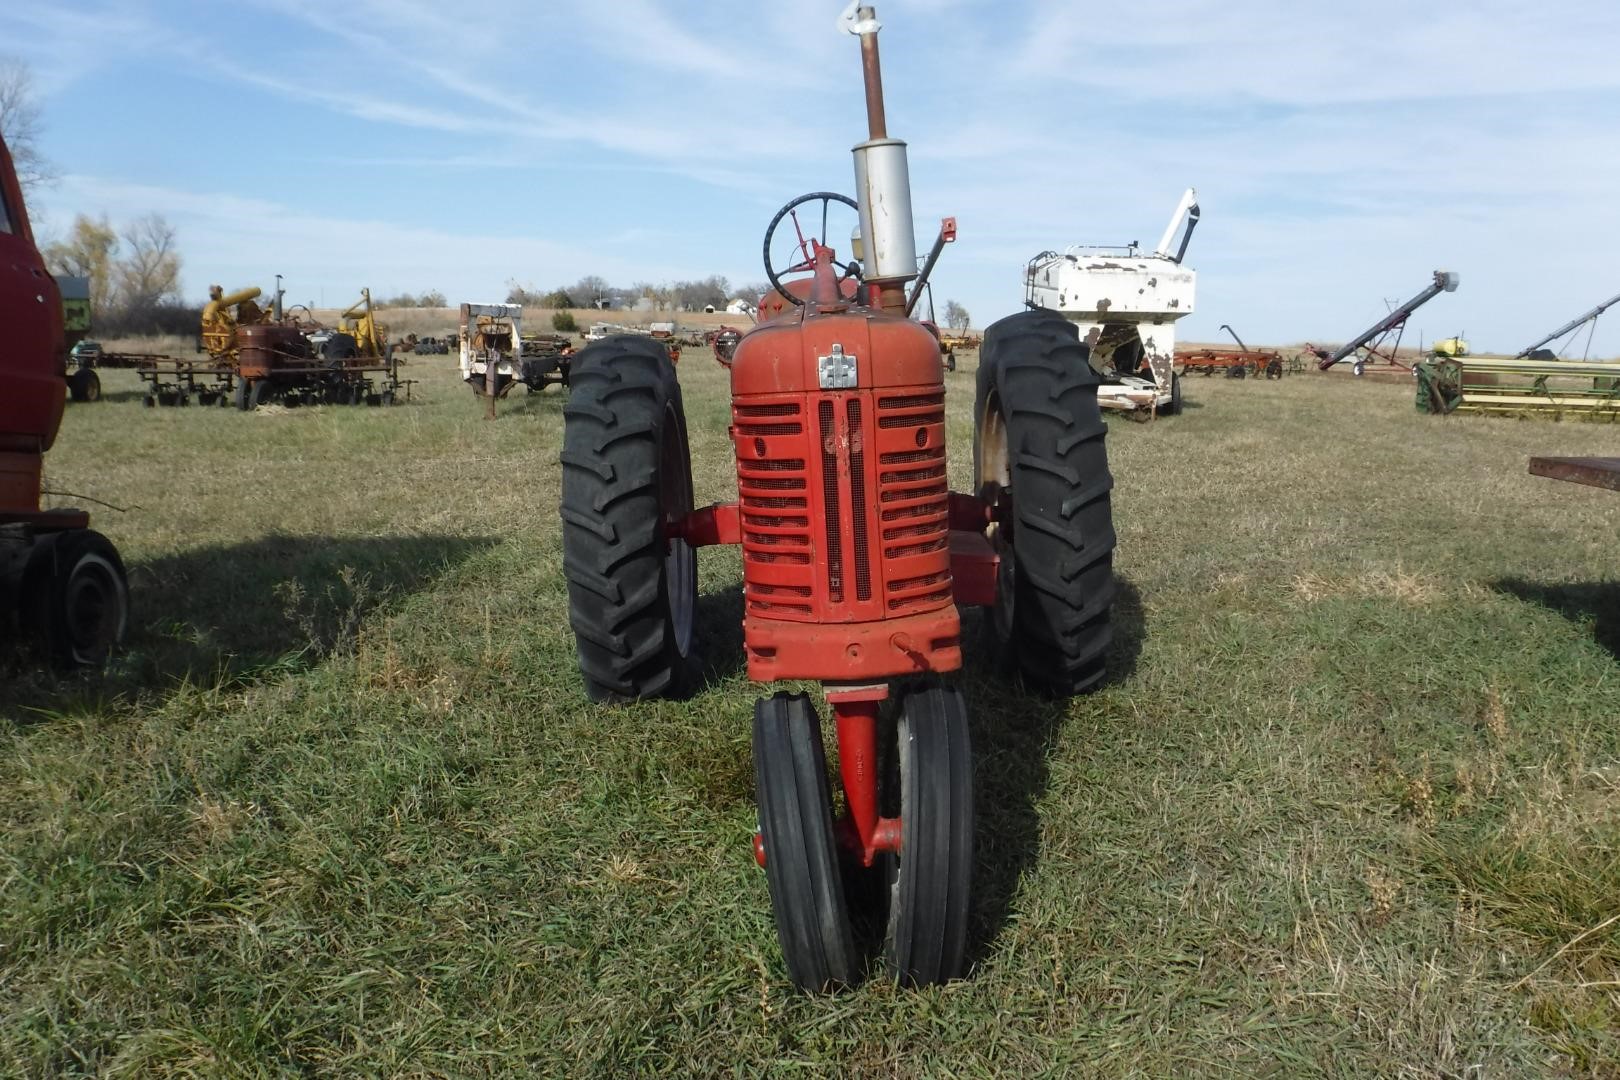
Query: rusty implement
[[1176, 348, 1283, 379], [1416, 357, 1620, 420], [132, 356, 237, 407], [1529, 456, 1620, 491], [1177, 323, 1283, 379]]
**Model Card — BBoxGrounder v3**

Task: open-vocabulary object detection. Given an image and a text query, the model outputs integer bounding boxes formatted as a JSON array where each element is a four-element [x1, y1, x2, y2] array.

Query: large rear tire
[[973, 308, 1117, 695], [754, 692, 859, 992], [560, 335, 697, 702], [882, 684, 973, 986]]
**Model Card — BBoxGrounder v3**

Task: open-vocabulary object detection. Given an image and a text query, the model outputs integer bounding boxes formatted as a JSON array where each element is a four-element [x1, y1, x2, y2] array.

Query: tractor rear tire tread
[[975, 308, 1117, 695], [560, 335, 696, 702]]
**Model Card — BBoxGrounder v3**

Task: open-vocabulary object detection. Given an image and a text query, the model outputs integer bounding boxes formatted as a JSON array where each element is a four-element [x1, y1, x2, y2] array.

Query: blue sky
[[6, 0, 1620, 355]]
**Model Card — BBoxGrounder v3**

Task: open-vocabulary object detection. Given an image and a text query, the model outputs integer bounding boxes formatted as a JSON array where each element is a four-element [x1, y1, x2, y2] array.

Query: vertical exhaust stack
[[845, 3, 917, 314]]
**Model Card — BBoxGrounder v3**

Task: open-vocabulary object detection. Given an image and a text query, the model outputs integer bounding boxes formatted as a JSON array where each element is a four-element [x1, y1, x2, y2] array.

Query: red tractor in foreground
[[560, 6, 1117, 990], [0, 136, 129, 667]]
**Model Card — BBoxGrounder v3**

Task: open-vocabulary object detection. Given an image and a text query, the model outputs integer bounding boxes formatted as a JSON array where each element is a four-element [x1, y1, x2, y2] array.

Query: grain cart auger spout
[[559, 2, 1117, 992], [1308, 270, 1459, 376]]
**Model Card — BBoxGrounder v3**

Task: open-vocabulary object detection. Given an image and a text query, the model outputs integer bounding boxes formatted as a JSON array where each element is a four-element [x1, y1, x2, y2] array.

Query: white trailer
[[1024, 188, 1199, 415], [459, 302, 524, 393]]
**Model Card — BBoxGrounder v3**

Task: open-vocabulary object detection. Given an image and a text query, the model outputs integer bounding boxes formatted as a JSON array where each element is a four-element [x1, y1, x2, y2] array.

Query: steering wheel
[[762, 192, 862, 307]]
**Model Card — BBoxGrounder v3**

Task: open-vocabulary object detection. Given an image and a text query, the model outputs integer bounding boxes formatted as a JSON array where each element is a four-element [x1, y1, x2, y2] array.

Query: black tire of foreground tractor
[[753, 692, 860, 992], [1168, 371, 1183, 415], [19, 529, 130, 668], [1266, 358, 1283, 379], [974, 307, 1117, 696], [883, 684, 974, 987], [560, 335, 697, 702]]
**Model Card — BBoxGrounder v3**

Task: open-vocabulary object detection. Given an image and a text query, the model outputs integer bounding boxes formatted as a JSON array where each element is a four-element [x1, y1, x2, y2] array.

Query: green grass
[[4, 352, 1620, 1076]]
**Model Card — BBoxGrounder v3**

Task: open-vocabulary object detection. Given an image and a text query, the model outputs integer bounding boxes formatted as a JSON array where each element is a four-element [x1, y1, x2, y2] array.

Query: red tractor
[[560, 6, 1116, 990], [0, 135, 130, 666]]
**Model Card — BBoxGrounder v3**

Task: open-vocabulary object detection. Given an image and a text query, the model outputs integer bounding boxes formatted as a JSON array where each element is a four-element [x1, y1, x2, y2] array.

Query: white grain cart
[[458, 302, 524, 398], [1024, 188, 1199, 416]]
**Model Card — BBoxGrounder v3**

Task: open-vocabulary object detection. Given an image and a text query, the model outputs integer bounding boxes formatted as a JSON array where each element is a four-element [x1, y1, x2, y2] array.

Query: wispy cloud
[[10, 0, 1620, 353]]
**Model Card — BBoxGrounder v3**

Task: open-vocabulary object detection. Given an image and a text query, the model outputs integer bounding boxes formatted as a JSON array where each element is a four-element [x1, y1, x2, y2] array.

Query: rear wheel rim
[[978, 395, 1015, 644], [64, 553, 124, 658], [660, 403, 695, 657]]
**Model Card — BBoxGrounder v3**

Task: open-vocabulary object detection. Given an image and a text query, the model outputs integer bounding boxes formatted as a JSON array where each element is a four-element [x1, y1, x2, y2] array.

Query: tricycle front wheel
[[753, 692, 858, 992], [881, 684, 973, 986]]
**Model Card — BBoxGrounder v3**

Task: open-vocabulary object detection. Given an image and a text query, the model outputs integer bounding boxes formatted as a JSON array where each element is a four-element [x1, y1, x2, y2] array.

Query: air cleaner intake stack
[[846, 4, 917, 314]]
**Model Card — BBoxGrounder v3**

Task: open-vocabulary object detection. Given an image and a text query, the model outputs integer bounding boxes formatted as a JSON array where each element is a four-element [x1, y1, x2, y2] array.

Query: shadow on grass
[[74, 386, 155, 406], [517, 385, 569, 411], [963, 575, 1145, 968], [1494, 577, 1620, 662], [0, 533, 497, 718], [692, 581, 746, 692]]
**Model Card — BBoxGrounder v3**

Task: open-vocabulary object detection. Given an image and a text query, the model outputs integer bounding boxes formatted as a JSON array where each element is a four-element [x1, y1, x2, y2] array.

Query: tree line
[[505, 275, 772, 312]]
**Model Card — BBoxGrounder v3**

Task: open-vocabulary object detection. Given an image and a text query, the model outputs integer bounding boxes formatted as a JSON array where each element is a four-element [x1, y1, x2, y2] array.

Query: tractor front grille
[[739, 390, 952, 622], [846, 399, 872, 603], [817, 400, 845, 604], [875, 391, 951, 614], [737, 400, 813, 615]]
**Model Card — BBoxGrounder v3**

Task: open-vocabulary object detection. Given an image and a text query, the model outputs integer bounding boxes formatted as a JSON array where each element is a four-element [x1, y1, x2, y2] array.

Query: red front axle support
[[827, 685, 902, 867]]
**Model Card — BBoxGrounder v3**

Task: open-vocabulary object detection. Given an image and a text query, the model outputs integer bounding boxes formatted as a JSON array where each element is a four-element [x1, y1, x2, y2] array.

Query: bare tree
[[0, 58, 53, 195], [115, 214, 181, 315], [943, 300, 971, 333], [572, 275, 610, 308]]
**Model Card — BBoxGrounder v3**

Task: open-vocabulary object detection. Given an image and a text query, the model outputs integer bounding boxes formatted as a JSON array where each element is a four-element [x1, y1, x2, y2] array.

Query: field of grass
[[4, 347, 1620, 1076]]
